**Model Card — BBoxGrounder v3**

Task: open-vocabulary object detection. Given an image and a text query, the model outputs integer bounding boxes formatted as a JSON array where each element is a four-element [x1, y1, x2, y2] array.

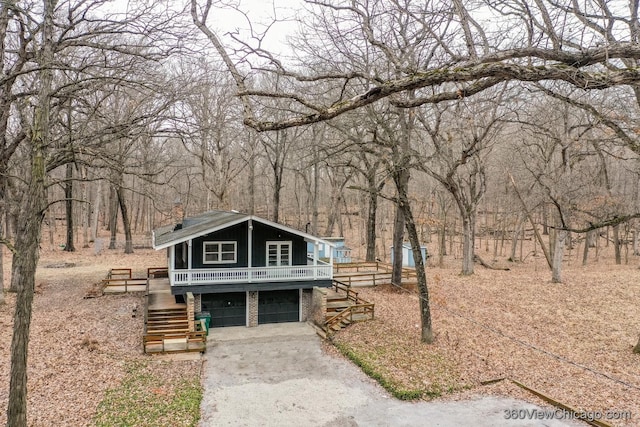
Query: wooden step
[[327, 301, 351, 309], [147, 322, 189, 329], [147, 320, 189, 326], [145, 328, 190, 334], [326, 311, 347, 319], [148, 309, 187, 315], [147, 325, 189, 334], [147, 314, 188, 320], [147, 319, 189, 325]]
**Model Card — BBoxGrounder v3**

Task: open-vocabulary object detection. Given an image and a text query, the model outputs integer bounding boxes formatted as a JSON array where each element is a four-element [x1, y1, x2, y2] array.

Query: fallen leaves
[[0, 245, 197, 427], [333, 254, 640, 426]]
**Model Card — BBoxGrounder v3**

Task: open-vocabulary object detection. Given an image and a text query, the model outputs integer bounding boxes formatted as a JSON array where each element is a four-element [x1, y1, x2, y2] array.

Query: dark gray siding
[[251, 221, 307, 266], [192, 222, 248, 268]]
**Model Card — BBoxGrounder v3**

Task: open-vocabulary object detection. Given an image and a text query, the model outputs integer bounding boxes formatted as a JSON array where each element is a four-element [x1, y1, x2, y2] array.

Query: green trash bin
[[195, 311, 211, 336]]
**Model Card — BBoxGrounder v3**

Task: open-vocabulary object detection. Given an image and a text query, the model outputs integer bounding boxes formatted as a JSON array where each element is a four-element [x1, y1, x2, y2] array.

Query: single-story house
[[306, 237, 352, 263], [152, 210, 334, 327]]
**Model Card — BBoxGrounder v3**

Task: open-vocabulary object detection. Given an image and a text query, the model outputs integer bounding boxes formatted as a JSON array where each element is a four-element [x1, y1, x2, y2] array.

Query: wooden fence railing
[[101, 268, 148, 292], [147, 267, 168, 278], [324, 303, 375, 331], [324, 280, 375, 332], [333, 262, 418, 287]]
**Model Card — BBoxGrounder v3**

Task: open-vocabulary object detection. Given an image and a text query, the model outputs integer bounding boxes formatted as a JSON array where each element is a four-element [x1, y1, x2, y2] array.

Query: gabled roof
[[152, 210, 336, 250]]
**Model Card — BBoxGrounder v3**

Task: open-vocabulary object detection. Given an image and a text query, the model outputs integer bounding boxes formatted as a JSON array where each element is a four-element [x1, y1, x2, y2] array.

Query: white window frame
[[266, 241, 292, 266], [203, 241, 237, 264]]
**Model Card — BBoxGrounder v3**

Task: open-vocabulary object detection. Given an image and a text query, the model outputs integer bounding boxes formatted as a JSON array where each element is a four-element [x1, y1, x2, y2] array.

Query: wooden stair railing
[[324, 280, 375, 333]]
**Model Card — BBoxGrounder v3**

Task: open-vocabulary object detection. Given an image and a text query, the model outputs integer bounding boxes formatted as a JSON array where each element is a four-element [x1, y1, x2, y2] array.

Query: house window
[[266, 241, 292, 266], [203, 241, 237, 264]]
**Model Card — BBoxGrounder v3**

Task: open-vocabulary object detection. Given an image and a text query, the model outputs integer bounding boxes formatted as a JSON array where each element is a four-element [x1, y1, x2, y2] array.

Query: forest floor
[[0, 234, 639, 426], [332, 247, 640, 426], [0, 241, 202, 427]]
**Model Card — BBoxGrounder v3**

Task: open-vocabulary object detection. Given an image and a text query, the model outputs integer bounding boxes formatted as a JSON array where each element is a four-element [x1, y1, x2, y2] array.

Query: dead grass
[[333, 248, 640, 426]]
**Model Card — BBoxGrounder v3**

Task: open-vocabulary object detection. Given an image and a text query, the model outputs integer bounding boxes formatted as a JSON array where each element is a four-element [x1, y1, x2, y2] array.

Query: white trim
[[171, 265, 332, 285], [169, 246, 175, 285], [203, 241, 237, 264], [154, 214, 336, 250], [187, 240, 193, 269], [266, 241, 292, 266], [248, 220, 253, 275]]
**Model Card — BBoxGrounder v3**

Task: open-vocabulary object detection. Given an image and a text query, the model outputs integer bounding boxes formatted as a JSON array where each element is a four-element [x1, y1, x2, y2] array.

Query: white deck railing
[[171, 265, 333, 286]]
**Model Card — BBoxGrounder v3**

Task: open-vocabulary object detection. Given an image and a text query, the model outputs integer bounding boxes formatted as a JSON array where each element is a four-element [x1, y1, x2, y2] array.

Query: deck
[[333, 262, 418, 287], [147, 278, 184, 310]]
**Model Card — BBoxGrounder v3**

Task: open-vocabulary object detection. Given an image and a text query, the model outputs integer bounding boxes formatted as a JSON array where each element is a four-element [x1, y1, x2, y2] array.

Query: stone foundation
[[248, 291, 258, 327], [301, 289, 312, 321], [194, 294, 202, 313], [311, 287, 327, 326]]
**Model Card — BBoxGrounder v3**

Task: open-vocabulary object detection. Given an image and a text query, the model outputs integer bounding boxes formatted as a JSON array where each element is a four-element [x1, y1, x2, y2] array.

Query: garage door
[[258, 290, 299, 324], [201, 292, 246, 327]]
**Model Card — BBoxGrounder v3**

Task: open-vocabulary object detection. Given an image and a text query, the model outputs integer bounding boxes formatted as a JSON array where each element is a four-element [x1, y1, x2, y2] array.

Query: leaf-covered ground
[[2, 234, 639, 426], [0, 243, 202, 427], [333, 253, 640, 426]]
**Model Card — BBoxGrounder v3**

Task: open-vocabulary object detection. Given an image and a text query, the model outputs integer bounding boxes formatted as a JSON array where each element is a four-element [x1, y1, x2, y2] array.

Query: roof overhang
[[152, 212, 335, 250]]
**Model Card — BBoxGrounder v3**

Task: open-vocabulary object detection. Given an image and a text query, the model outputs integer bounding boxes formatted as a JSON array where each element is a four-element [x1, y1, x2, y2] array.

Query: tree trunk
[[391, 203, 405, 285], [324, 188, 342, 236], [7, 1, 52, 423], [47, 207, 54, 247], [633, 228, 639, 255], [613, 224, 621, 265], [91, 179, 101, 242], [81, 173, 89, 248], [311, 161, 318, 235], [273, 172, 281, 223], [509, 215, 522, 261], [117, 186, 133, 254], [461, 215, 475, 275], [64, 163, 75, 251], [365, 188, 378, 262], [0, 225, 3, 305], [439, 221, 446, 268], [108, 185, 118, 249], [551, 229, 566, 283], [0, 175, 5, 304], [396, 182, 433, 343], [582, 230, 591, 266]]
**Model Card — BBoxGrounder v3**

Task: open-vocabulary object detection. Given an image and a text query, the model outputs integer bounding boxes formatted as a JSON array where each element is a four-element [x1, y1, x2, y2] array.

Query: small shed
[[390, 243, 428, 267], [308, 237, 352, 263]]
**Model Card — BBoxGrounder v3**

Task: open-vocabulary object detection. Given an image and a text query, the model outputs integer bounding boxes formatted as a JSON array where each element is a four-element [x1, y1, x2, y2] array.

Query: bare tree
[[191, 0, 640, 345], [3, 1, 185, 424], [416, 90, 507, 275], [178, 61, 246, 210]]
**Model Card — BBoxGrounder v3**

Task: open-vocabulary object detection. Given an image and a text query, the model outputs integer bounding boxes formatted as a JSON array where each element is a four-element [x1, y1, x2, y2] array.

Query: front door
[[266, 241, 292, 266]]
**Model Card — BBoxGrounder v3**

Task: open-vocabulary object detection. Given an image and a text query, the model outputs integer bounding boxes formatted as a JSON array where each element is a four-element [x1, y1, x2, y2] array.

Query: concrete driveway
[[199, 323, 583, 427]]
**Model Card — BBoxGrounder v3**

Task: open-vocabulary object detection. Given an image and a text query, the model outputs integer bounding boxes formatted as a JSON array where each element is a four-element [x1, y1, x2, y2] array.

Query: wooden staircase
[[143, 279, 206, 354], [146, 307, 190, 335], [323, 281, 375, 334]]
